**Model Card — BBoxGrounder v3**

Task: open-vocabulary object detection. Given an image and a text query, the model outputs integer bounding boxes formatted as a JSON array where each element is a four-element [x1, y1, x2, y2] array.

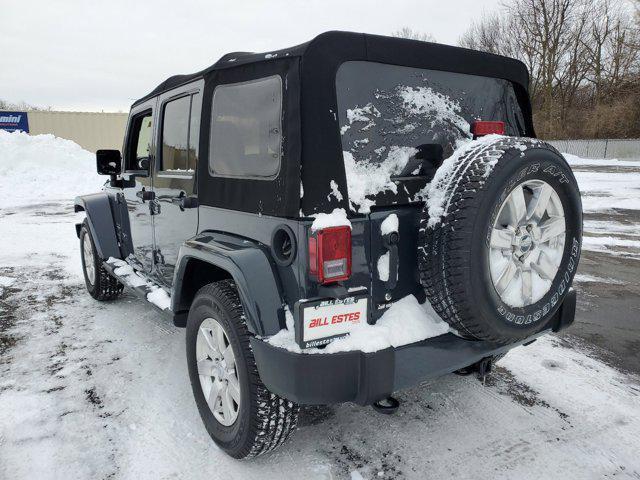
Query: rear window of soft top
[[335, 61, 526, 213]]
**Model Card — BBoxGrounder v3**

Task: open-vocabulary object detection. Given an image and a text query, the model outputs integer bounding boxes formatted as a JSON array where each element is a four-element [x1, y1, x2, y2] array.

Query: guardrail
[[547, 139, 640, 159]]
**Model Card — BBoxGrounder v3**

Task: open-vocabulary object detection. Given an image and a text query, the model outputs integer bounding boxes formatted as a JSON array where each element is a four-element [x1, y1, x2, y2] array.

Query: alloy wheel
[[196, 317, 241, 426], [488, 180, 566, 308]]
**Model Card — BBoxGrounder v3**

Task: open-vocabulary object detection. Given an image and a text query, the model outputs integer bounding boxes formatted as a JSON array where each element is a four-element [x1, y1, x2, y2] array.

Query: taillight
[[472, 120, 505, 137], [308, 226, 352, 284]]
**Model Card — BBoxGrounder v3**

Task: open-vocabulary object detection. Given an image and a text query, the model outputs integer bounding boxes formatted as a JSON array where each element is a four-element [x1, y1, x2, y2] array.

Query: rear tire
[[186, 280, 299, 458], [80, 220, 123, 301]]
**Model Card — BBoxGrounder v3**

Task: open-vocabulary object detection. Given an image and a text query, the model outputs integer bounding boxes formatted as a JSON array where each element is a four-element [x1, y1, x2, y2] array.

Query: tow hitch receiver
[[454, 356, 495, 384], [475, 357, 493, 384], [373, 396, 400, 415]]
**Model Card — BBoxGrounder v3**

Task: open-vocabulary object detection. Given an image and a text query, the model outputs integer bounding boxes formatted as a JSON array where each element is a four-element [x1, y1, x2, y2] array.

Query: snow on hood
[[0, 131, 104, 208]]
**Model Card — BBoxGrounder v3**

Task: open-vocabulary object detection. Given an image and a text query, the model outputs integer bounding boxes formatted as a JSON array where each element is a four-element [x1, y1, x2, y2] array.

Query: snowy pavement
[[1, 133, 640, 479]]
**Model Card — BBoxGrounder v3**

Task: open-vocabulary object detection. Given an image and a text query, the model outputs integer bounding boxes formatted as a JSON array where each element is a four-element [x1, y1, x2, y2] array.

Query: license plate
[[295, 294, 368, 349]]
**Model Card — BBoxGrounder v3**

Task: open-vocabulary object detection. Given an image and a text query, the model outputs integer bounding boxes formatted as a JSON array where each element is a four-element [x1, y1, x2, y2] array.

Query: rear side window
[[161, 93, 200, 173], [209, 75, 282, 179]]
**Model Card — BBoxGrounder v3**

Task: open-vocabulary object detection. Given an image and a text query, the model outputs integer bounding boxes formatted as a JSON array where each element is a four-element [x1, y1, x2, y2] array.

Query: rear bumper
[[251, 289, 576, 406]]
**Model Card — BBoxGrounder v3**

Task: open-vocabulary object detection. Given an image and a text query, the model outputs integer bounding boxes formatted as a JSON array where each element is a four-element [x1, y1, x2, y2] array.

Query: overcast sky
[[1, 0, 501, 112]]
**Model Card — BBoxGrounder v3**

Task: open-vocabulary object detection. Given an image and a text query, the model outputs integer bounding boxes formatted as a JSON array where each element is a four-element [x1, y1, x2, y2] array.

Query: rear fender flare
[[173, 236, 284, 336], [74, 193, 121, 260]]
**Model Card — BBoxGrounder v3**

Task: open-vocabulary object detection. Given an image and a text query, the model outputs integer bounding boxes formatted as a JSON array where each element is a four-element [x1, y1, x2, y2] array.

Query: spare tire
[[418, 137, 582, 343]]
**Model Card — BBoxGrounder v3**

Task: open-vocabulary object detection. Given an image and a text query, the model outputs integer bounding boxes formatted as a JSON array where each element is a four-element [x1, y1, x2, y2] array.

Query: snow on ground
[[565, 154, 640, 214], [574, 273, 625, 284], [563, 153, 640, 168], [1, 133, 640, 479], [565, 154, 640, 257]]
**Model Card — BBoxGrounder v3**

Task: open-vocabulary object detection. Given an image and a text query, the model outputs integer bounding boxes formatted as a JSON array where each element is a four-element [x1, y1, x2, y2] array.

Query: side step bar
[[102, 259, 173, 319]]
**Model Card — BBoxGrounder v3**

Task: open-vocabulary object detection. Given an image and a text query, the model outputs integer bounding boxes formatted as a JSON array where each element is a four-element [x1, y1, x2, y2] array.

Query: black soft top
[[133, 31, 534, 218], [132, 31, 530, 107]]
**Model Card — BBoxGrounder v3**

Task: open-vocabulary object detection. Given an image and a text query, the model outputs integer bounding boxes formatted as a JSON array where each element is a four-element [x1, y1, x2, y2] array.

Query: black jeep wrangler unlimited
[[75, 31, 582, 458]]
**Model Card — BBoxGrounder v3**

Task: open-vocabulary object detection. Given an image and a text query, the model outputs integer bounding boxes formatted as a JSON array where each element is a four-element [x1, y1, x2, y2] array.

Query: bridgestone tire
[[80, 220, 124, 301], [418, 137, 582, 343], [186, 280, 299, 458]]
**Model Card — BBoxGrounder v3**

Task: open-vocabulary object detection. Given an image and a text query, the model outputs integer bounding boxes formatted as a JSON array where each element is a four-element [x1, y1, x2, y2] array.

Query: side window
[[126, 112, 153, 171], [209, 75, 282, 179], [161, 93, 200, 174]]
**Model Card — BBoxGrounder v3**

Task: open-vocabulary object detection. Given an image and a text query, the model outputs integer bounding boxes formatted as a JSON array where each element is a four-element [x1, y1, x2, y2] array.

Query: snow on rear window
[[336, 61, 525, 213], [399, 86, 470, 137], [343, 147, 417, 213]]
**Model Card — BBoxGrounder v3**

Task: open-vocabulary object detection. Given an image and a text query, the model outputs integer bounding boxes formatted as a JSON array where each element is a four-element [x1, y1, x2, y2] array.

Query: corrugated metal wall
[[28, 111, 128, 153], [547, 139, 640, 159]]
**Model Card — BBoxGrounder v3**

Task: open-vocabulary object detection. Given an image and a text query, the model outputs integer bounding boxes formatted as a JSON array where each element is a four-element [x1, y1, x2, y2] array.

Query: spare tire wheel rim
[[196, 318, 241, 426], [489, 179, 566, 308], [82, 233, 96, 286]]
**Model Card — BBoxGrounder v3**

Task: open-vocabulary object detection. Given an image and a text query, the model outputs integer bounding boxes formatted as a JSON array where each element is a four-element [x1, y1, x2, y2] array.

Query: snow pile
[[377, 214, 399, 282], [377, 252, 390, 281], [327, 180, 344, 201], [343, 146, 418, 213], [108, 259, 147, 288], [107, 258, 171, 310], [380, 213, 399, 235], [422, 134, 508, 227], [310, 208, 351, 231], [147, 288, 171, 310], [344, 103, 381, 133], [0, 276, 16, 296], [0, 131, 104, 208], [399, 86, 470, 136], [266, 294, 450, 354]]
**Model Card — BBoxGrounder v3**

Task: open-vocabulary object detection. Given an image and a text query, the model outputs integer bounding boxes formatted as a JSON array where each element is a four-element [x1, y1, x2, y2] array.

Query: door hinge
[[153, 249, 165, 265], [149, 199, 161, 215]]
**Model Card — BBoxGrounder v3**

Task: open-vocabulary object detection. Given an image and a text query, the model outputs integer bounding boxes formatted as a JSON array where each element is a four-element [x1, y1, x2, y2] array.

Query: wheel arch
[[74, 193, 121, 260], [172, 237, 285, 336]]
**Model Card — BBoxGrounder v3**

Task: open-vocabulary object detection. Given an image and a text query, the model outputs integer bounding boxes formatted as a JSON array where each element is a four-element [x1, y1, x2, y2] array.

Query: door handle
[[171, 194, 199, 210], [136, 189, 155, 202]]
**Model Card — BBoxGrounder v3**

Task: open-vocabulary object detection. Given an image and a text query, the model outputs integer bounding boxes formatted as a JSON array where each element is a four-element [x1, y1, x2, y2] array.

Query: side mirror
[[96, 149, 122, 175]]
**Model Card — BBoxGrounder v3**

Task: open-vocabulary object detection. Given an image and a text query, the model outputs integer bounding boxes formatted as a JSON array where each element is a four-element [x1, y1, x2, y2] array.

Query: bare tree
[[391, 27, 435, 42], [458, 0, 640, 139], [0, 99, 52, 111]]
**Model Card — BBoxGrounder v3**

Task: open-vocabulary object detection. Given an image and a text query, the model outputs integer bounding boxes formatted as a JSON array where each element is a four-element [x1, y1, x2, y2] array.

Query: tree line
[[458, 0, 640, 139]]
